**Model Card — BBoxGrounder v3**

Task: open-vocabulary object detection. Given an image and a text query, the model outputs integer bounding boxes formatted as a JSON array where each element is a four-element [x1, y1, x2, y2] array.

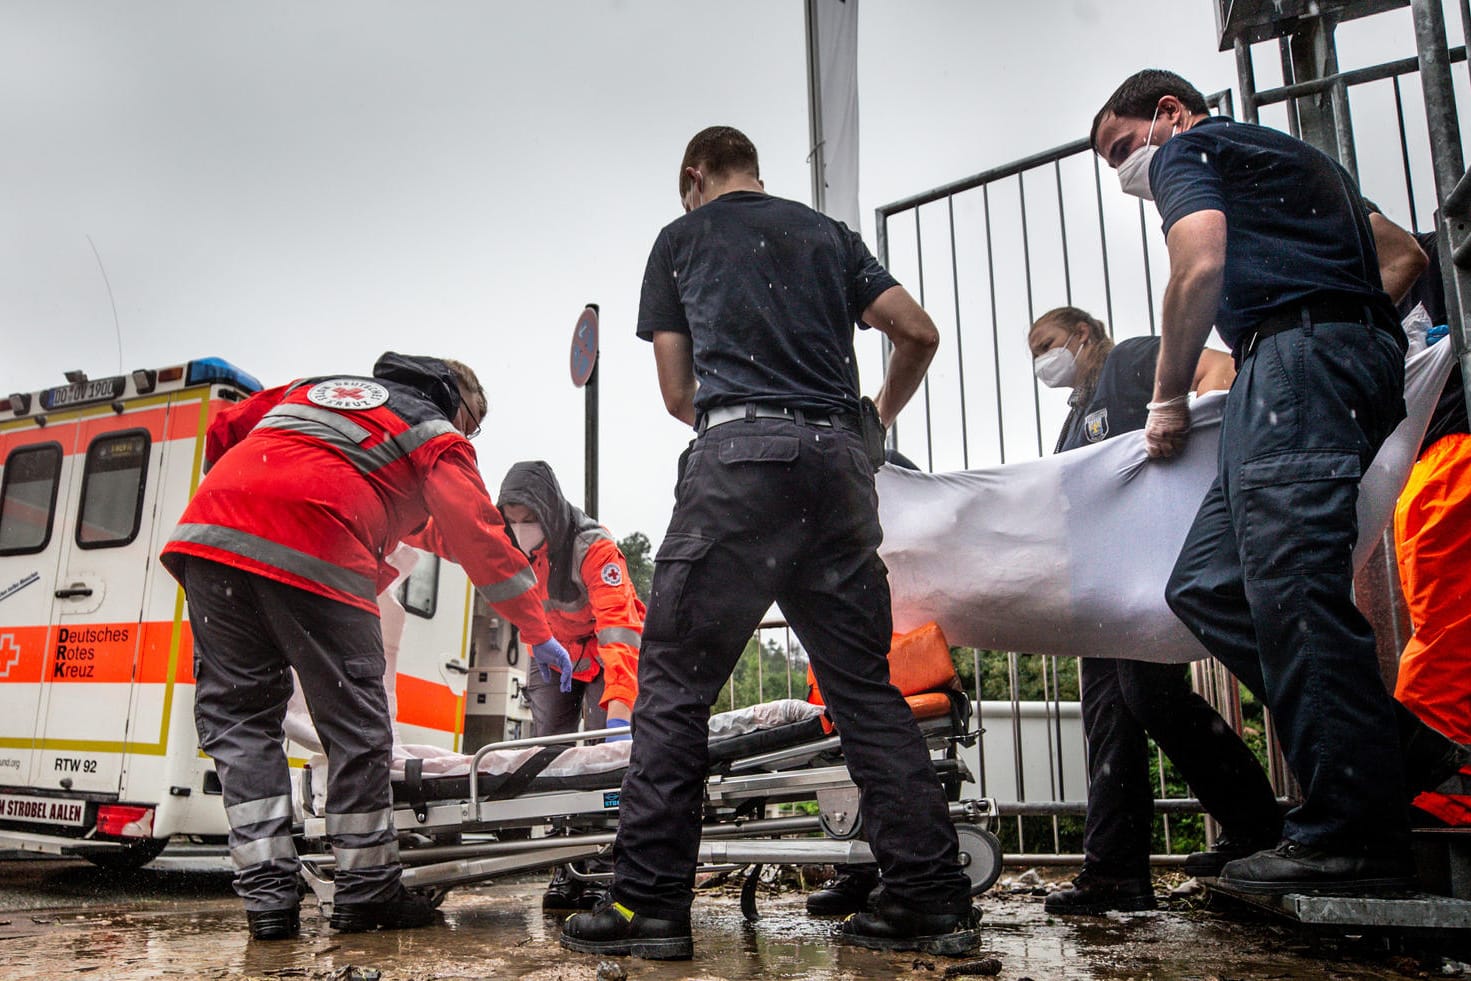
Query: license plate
[[0, 794, 87, 827], [40, 376, 126, 411]]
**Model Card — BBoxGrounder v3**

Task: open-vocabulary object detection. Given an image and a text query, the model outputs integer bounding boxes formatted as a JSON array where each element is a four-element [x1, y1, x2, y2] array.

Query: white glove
[[1144, 395, 1191, 459]]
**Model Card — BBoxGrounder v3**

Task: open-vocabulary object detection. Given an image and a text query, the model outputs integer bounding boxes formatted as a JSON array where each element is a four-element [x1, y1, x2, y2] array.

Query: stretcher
[[295, 633, 1003, 918]]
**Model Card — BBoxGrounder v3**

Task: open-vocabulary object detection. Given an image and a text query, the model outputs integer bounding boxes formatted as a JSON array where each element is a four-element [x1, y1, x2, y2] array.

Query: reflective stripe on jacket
[[530, 534, 645, 709], [161, 376, 552, 643]]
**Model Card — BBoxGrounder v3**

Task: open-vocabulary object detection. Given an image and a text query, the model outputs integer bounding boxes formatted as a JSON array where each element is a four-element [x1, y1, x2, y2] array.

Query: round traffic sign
[[570, 306, 599, 388]]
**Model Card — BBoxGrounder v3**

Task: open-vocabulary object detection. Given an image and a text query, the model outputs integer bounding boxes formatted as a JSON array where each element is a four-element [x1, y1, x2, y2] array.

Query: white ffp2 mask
[[509, 522, 544, 553], [1116, 106, 1174, 201], [1033, 345, 1079, 389]]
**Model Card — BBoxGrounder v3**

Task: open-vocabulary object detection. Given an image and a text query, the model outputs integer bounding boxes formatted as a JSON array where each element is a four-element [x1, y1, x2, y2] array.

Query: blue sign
[[570, 306, 599, 388]]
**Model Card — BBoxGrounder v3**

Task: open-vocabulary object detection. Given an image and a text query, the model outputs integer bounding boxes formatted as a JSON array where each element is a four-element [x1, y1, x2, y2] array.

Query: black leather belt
[[1235, 297, 1382, 362]]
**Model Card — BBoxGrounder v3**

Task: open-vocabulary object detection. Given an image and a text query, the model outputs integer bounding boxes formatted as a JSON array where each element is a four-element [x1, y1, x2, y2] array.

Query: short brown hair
[[679, 126, 760, 197], [1090, 69, 1209, 153], [442, 358, 486, 418]]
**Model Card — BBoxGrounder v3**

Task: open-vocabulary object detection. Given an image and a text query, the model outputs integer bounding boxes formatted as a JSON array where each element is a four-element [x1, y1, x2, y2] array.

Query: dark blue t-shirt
[[1056, 336, 1159, 453], [1149, 117, 1397, 351], [636, 191, 899, 416]]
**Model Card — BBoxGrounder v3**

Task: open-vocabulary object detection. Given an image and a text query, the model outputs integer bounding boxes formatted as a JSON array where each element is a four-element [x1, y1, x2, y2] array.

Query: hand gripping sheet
[[877, 339, 1455, 663]]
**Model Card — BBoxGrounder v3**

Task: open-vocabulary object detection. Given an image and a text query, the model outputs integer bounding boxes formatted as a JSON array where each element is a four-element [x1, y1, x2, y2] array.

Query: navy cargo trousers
[[1166, 320, 1410, 855], [610, 416, 972, 920], [183, 558, 402, 911]]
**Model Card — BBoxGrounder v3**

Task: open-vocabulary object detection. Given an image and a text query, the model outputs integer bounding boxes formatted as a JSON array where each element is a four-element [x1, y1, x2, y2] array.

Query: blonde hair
[[1030, 306, 1115, 400], [442, 358, 487, 418]]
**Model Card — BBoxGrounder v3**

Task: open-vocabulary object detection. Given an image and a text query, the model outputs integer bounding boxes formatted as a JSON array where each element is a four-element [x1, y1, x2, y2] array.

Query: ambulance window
[[398, 554, 440, 619], [0, 443, 63, 555], [76, 430, 150, 549]]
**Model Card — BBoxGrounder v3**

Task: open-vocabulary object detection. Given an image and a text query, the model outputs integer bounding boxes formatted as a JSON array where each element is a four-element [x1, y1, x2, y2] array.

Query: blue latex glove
[[605, 717, 631, 743], [1428, 323, 1450, 347], [531, 639, 574, 693]]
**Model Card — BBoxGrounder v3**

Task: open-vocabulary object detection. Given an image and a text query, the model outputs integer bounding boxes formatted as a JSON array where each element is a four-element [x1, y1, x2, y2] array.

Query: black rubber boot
[[806, 866, 881, 916], [246, 906, 300, 941], [1043, 872, 1156, 915], [838, 895, 981, 956], [559, 901, 693, 960], [330, 885, 439, 933]]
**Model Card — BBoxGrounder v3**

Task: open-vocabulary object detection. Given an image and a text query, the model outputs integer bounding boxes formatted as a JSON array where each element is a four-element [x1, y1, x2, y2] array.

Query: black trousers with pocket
[[610, 417, 971, 920]]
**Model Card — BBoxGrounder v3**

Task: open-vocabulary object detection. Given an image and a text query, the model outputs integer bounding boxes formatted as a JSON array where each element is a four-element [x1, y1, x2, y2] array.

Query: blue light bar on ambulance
[[185, 358, 262, 393]]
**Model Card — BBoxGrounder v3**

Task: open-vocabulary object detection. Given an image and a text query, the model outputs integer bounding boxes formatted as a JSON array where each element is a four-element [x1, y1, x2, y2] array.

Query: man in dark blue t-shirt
[[560, 126, 976, 960], [1091, 69, 1415, 894]]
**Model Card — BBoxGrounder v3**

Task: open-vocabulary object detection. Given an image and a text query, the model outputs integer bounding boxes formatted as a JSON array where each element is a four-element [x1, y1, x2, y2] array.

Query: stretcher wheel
[[817, 808, 863, 841], [955, 825, 1002, 896]]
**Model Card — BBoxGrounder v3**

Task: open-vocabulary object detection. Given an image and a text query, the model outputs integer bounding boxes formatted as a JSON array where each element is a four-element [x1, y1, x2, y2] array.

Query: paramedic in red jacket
[[497, 460, 645, 909], [160, 353, 571, 941]]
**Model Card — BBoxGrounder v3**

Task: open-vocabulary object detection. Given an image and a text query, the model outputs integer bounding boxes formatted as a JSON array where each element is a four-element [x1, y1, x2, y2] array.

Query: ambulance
[[0, 359, 527, 868]]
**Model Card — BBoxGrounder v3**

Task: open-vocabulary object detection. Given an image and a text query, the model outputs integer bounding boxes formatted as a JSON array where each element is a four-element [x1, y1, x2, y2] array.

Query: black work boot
[[559, 901, 693, 960], [246, 906, 300, 941], [1183, 829, 1282, 878], [1218, 839, 1417, 895], [806, 865, 881, 916], [838, 895, 981, 956], [1044, 871, 1156, 915], [330, 885, 440, 933]]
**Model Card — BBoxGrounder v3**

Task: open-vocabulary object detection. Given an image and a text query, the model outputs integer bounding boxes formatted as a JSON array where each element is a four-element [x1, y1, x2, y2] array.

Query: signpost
[[570, 304, 600, 518]]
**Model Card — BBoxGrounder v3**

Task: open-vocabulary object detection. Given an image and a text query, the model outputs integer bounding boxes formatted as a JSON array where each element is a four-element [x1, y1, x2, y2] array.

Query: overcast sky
[[1, 1, 1458, 546]]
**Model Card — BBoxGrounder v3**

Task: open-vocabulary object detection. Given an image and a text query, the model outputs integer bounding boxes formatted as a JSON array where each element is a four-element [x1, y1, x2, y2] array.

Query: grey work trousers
[[183, 558, 402, 911], [524, 664, 607, 738]]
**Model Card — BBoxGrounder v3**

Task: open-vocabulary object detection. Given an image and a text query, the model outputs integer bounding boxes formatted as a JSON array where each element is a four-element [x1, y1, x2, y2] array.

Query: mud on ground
[[0, 858, 1465, 980]]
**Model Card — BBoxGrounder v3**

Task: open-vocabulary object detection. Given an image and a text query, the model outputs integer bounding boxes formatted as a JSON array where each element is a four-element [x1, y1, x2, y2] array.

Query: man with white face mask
[[1091, 69, 1414, 895]]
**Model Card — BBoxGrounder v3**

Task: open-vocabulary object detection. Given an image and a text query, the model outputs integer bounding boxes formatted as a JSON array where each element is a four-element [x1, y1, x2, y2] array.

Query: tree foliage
[[617, 531, 653, 602], [715, 636, 810, 712]]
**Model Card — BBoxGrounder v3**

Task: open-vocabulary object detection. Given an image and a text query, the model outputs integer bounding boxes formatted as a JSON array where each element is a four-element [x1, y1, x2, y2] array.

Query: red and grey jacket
[[160, 353, 553, 645], [498, 461, 644, 709], [527, 534, 645, 709]]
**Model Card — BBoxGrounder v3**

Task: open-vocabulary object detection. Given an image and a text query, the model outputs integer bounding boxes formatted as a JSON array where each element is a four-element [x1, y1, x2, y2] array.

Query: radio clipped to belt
[[859, 397, 886, 472]]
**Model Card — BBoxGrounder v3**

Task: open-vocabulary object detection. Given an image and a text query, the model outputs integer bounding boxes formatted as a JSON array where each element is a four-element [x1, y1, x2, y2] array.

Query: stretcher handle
[[466, 726, 628, 821]]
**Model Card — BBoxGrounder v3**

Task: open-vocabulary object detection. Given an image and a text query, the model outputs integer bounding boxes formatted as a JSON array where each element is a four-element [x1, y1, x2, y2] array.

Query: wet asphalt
[[0, 852, 1463, 980]]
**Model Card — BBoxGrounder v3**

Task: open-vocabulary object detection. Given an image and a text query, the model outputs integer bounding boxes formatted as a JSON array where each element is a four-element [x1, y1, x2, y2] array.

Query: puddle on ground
[[0, 859, 1462, 980]]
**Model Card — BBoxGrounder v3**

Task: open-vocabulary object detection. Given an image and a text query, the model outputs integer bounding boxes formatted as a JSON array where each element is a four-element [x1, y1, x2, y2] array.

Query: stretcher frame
[[296, 705, 1003, 917]]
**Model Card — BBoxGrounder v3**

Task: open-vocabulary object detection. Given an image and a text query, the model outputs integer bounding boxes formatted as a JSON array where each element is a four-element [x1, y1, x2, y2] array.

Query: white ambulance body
[[0, 360, 522, 867]]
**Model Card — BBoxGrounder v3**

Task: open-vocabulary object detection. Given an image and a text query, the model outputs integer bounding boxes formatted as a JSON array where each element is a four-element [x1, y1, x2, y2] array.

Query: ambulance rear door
[[0, 423, 79, 791], [33, 409, 165, 794]]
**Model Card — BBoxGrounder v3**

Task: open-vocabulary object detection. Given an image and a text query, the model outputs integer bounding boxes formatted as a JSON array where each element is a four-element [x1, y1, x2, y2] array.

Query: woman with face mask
[[1027, 307, 1281, 915], [497, 460, 646, 911]]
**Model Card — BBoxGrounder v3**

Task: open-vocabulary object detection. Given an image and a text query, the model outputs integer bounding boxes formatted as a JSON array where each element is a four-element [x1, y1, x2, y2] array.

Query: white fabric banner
[[808, 0, 861, 231], [877, 338, 1456, 663]]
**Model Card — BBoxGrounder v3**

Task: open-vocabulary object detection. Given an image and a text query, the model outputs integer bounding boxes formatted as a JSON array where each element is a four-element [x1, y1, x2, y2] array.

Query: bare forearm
[[652, 332, 698, 427], [1155, 268, 1222, 402], [863, 285, 940, 427], [663, 384, 696, 427], [874, 335, 938, 427], [1157, 211, 1227, 403]]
